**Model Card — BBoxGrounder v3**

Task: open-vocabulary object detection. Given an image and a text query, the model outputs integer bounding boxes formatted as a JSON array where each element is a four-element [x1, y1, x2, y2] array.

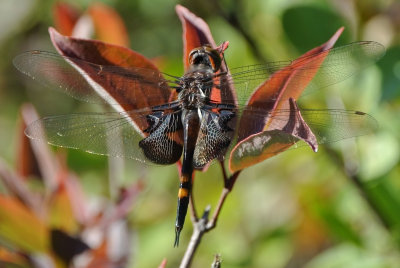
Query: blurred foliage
[[0, 0, 400, 267]]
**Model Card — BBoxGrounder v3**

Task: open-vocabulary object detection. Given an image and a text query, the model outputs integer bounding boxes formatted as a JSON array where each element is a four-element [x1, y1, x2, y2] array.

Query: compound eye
[[188, 45, 223, 72], [188, 50, 196, 60], [206, 49, 222, 72], [188, 48, 201, 65]]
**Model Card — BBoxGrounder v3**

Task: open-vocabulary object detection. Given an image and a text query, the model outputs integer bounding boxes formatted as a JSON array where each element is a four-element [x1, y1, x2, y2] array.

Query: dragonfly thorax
[[179, 70, 214, 109], [176, 45, 224, 110]]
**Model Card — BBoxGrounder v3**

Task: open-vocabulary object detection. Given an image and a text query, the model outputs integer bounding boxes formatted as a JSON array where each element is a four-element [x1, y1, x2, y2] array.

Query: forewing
[[14, 28, 177, 133], [13, 51, 174, 106], [217, 41, 385, 105]]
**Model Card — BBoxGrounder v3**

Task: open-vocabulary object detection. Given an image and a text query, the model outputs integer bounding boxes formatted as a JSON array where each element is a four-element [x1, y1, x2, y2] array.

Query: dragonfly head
[[188, 45, 223, 72]]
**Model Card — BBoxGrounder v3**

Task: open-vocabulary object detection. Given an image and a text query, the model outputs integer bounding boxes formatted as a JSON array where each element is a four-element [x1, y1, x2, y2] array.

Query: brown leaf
[[49, 27, 171, 132], [230, 99, 317, 172], [230, 130, 298, 172], [239, 27, 344, 140], [230, 28, 344, 172]]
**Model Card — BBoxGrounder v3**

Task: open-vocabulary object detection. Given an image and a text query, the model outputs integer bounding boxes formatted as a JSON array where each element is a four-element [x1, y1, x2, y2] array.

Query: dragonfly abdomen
[[174, 109, 201, 246]]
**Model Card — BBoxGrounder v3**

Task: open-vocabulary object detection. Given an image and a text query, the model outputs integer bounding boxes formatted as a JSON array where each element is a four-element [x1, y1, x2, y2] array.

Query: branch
[[179, 163, 241, 268], [179, 206, 211, 268], [211, 254, 222, 268]]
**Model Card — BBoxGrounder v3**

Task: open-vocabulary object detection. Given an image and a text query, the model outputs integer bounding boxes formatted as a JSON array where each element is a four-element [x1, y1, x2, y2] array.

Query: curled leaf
[[230, 28, 344, 172]]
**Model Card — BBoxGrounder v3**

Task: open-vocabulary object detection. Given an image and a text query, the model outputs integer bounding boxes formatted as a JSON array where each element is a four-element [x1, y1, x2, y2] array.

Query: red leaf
[[88, 3, 130, 47], [230, 99, 318, 172], [230, 130, 297, 172], [176, 5, 218, 72], [241, 27, 343, 138], [53, 2, 80, 36], [230, 28, 344, 172], [49, 27, 170, 131], [280, 98, 317, 152]]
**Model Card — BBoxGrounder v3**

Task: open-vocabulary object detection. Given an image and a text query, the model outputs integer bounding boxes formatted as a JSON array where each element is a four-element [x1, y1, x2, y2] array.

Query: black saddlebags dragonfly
[[13, 40, 385, 246]]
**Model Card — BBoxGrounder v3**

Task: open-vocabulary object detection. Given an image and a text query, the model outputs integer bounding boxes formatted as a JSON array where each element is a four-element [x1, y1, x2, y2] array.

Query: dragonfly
[[13, 40, 385, 246]]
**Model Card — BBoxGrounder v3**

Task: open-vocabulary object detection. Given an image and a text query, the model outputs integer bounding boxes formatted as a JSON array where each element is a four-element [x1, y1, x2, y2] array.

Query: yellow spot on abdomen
[[178, 188, 189, 198], [180, 174, 190, 183]]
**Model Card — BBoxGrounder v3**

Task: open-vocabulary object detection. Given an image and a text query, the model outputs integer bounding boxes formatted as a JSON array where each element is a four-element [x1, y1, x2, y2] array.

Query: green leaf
[[282, 5, 350, 52], [377, 46, 400, 102], [362, 176, 400, 246]]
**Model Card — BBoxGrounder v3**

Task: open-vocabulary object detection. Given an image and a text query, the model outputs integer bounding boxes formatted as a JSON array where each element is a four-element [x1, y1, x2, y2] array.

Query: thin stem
[[211, 254, 222, 268], [179, 166, 241, 267], [207, 187, 230, 230], [179, 206, 210, 268], [219, 161, 229, 184]]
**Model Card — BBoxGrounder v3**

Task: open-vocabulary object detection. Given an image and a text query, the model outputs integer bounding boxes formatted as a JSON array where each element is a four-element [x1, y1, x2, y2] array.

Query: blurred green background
[[0, 0, 400, 267]]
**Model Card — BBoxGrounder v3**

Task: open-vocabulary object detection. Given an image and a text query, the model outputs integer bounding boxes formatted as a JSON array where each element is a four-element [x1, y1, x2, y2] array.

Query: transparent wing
[[25, 109, 183, 165], [24, 106, 377, 165], [218, 41, 385, 104], [13, 51, 176, 106], [14, 42, 385, 108]]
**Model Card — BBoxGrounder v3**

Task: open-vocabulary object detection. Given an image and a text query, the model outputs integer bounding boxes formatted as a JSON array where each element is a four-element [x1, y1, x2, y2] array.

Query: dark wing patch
[[193, 110, 235, 168], [139, 112, 183, 164]]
